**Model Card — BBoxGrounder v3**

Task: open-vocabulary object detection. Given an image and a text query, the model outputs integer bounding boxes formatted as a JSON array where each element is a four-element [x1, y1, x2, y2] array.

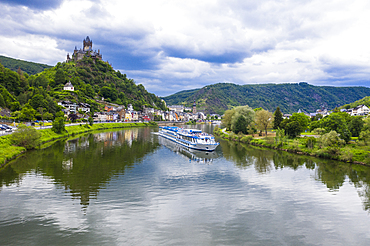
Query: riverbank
[[0, 122, 156, 168], [214, 127, 370, 166]]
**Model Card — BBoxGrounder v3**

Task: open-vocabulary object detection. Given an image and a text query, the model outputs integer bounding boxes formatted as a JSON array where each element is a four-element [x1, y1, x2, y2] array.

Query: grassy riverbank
[[214, 127, 370, 165], [0, 122, 156, 167]]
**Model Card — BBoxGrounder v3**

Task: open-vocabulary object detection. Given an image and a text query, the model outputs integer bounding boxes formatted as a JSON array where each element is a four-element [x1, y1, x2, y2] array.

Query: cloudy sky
[[1, 0, 370, 96]]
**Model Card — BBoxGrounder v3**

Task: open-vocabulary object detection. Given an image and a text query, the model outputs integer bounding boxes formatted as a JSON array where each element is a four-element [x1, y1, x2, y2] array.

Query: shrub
[[340, 147, 353, 162], [240, 135, 253, 143], [305, 136, 317, 149], [10, 124, 41, 150], [313, 128, 326, 135], [318, 131, 345, 148]]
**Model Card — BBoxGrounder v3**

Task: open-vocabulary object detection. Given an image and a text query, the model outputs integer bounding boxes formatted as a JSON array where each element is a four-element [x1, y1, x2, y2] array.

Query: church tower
[[192, 100, 197, 114], [83, 36, 92, 51]]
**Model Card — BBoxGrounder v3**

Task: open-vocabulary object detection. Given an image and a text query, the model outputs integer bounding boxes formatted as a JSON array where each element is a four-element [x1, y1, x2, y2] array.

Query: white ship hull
[[157, 127, 219, 152]]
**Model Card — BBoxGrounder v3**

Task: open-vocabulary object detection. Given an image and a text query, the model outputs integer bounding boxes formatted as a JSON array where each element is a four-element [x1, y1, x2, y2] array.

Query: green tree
[[20, 103, 36, 121], [88, 116, 94, 126], [10, 124, 41, 150], [233, 115, 248, 134], [231, 105, 255, 133], [273, 107, 283, 129], [0, 93, 5, 107], [320, 113, 351, 142], [52, 116, 65, 134], [284, 120, 302, 138], [255, 109, 273, 137], [349, 116, 364, 137], [222, 109, 235, 130], [290, 113, 310, 131], [54, 68, 65, 86]]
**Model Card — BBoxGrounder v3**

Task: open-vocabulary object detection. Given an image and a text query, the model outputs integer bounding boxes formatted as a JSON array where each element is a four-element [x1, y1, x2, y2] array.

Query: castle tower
[[192, 100, 197, 114], [83, 36, 92, 51]]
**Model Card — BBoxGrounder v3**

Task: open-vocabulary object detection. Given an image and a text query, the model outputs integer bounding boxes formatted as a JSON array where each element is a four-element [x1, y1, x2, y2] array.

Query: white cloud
[[1, 0, 370, 95]]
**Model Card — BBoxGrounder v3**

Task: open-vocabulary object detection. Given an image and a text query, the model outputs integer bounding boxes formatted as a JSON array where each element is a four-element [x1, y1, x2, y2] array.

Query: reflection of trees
[[315, 161, 349, 190], [347, 166, 370, 211], [0, 128, 159, 208], [249, 148, 273, 174], [222, 139, 370, 212], [220, 140, 252, 168]]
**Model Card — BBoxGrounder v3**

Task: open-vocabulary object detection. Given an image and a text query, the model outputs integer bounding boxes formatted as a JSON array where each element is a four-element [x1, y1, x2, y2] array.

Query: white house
[[350, 105, 370, 116], [63, 81, 74, 91]]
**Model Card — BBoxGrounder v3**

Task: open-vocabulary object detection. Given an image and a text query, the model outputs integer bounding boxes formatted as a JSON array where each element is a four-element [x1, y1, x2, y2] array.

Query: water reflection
[[157, 135, 218, 164], [0, 128, 159, 208], [1, 126, 370, 245], [217, 137, 370, 212]]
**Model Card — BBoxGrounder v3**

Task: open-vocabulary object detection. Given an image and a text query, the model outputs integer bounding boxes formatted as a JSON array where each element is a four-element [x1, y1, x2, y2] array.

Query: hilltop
[[0, 55, 52, 75], [0, 54, 166, 121], [162, 82, 370, 114]]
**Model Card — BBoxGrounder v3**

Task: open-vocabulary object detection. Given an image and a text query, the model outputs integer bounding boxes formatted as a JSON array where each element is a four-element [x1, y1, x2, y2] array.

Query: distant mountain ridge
[[162, 82, 370, 114], [0, 55, 52, 75]]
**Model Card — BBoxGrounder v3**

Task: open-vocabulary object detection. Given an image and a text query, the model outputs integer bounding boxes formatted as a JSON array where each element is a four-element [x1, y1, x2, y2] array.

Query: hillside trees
[[0, 55, 167, 122]]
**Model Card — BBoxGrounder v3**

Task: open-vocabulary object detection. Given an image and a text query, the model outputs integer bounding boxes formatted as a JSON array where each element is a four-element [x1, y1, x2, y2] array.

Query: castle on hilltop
[[66, 36, 102, 62]]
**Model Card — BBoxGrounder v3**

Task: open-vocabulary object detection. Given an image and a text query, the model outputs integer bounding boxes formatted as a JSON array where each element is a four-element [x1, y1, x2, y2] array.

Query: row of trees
[[222, 105, 370, 145]]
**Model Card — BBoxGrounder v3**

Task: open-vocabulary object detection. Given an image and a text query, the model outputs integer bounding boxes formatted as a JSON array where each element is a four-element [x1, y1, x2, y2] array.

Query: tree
[[52, 117, 65, 133], [284, 120, 302, 138], [10, 124, 41, 150], [255, 109, 273, 137], [273, 107, 283, 129], [290, 113, 310, 131], [88, 116, 94, 126], [54, 68, 65, 86], [231, 105, 255, 133], [20, 103, 36, 121], [320, 113, 351, 142], [222, 109, 235, 130], [233, 115, 248, 134], [348, 116, 364, 137]]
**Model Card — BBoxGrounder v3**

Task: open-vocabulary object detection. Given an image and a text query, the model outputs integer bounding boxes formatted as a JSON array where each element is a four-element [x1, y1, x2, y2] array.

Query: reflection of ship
[[158, 126, 219, 151], [158, 135, 218, 163]]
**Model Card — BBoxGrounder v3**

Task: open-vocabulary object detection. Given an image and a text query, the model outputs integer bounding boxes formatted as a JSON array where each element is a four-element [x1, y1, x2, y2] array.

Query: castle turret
[[192, 100, 197, 114], [83, 36, 92, 51]]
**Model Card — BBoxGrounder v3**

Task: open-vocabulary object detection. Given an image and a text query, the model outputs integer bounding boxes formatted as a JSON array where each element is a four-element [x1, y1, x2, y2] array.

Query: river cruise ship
[[158, 126, 219, 151]]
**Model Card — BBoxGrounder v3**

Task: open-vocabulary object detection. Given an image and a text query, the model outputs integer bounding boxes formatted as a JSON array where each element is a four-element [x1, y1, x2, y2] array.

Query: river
[[1, 125, 370, 245]]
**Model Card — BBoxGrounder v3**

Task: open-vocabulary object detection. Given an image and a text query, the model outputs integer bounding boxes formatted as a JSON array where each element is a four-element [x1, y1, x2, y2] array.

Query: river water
[[1, 125, 370, 245]]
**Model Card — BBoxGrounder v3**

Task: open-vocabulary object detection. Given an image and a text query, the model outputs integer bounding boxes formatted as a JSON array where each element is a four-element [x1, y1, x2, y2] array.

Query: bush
[[313, 128, 326, 135], [240, 135, 253, 143], [304, 136, 317, 149], [318, 131, 345, 148], [340, 147, 354, 162], [10, 124, 41, 150]]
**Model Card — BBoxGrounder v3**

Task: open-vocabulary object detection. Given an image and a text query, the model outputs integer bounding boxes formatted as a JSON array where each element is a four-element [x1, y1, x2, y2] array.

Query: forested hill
[[341, 96, 370, 109], [0, 55, 52, 75], [162, 82, 370, 114], [0, 56, 166, 120]]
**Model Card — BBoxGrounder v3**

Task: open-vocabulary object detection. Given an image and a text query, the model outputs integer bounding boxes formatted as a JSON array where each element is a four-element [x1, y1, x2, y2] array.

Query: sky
[[1, 0, 370, 96]]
